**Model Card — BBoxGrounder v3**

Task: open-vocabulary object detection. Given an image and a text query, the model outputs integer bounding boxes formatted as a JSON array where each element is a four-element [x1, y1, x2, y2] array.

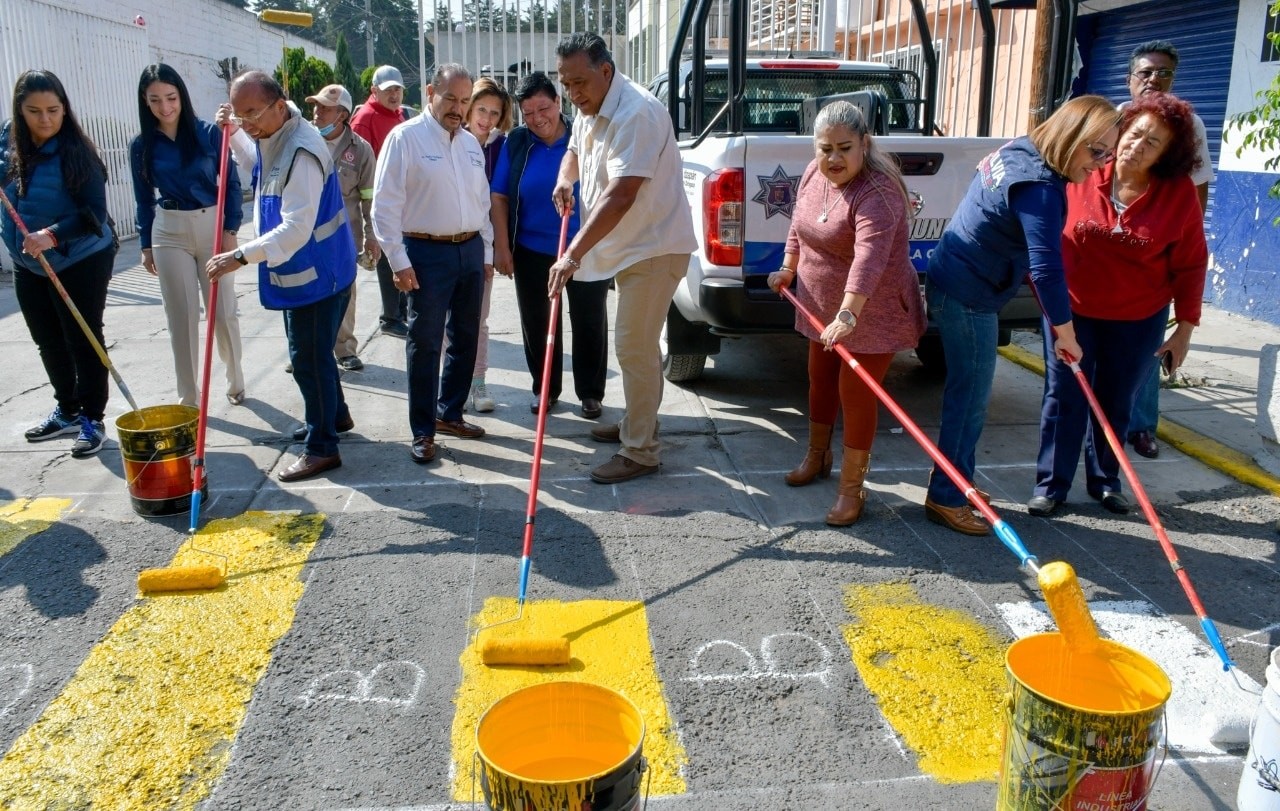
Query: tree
[[1229, 0, 1280, 221], [334, 33, 362, 96], [274, 46, 335, 109]]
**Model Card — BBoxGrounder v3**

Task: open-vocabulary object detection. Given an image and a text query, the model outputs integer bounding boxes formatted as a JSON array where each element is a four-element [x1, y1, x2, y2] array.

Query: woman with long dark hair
[[2, 69, 117, 457], [130, 63, 245, 407]]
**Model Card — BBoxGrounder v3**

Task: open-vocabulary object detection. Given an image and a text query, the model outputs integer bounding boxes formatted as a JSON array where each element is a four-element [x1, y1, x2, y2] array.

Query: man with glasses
[[208, 71, 357, 482], [1123, 40, 1214, 460], [372, 63, 493, 465]]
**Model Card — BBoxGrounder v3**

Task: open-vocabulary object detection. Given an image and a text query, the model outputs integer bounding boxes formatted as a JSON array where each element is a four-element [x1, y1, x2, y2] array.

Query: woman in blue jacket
[[2, 70, 117, 458], [131, 63, 246, 407], [923, 94, 1119, 535]]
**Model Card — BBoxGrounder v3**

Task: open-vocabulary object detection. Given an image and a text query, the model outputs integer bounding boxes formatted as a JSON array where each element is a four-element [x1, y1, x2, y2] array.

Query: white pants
[[151, 206, 245, 405]]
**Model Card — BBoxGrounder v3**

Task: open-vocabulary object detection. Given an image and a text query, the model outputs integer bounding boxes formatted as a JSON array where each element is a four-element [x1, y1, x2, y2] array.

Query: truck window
[[695, 69, 920, 134]]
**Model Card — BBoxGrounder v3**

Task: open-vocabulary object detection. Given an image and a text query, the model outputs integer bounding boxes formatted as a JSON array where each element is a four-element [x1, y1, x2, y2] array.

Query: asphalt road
[[0, 255, 1277, 810]]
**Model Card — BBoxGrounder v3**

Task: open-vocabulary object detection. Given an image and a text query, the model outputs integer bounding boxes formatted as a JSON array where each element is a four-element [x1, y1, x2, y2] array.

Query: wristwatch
[[232, 249, 247, 266], [836, 308, 858, 327]]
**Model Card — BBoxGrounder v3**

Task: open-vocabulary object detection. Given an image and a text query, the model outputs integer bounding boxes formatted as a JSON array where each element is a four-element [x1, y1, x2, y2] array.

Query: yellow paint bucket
[[476, 681, 646, 810], [998, 633, 1171, 811], [115, 405, 205, 517]]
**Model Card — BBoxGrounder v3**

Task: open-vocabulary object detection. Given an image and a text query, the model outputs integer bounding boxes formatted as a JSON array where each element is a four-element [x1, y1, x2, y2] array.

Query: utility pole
[[365, 0, 375, 65], [1026, 0, 1056, 130]]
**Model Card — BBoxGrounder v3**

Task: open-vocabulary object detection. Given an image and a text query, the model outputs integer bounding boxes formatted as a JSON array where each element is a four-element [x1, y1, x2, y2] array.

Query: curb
[[997, 343, 1280, 498]]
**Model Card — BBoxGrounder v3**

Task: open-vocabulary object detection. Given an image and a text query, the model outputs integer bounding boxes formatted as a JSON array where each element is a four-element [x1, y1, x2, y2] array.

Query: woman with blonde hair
[[767, 100, 925, 526], [922, 94, 1120, 536], [462, 77, 514, 413]]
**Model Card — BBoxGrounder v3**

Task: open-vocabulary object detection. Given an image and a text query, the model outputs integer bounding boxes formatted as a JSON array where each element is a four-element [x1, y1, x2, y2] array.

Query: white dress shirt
[[229, 110, 324, 267], [372, 112, 494, 272]]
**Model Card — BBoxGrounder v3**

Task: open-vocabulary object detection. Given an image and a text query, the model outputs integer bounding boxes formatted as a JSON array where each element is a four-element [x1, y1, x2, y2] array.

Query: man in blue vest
[[208, 71, 357, 482]]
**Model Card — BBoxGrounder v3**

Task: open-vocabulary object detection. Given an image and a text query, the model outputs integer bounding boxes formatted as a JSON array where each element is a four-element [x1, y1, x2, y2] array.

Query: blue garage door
[[1076, 0, 1237, 177]]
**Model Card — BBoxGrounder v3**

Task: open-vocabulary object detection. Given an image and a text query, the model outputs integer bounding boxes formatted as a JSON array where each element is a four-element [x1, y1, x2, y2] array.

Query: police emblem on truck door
[[752, 165, 800, 219]]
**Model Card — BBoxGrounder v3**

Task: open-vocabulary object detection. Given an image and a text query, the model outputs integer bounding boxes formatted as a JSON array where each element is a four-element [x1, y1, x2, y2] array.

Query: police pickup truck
[[652, 51, 1040, 381]]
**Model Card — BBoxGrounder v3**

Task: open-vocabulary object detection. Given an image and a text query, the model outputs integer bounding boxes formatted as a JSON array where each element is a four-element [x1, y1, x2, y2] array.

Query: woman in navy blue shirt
[[2, 70, 117, 458], [922, 95, 1119, 536], [490, 72, 608, 420], [130, 63, 245, 407]]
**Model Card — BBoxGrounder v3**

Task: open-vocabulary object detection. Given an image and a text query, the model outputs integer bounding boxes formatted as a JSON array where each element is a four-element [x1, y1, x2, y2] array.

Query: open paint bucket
[[1238, 645, 1280, 810], [476, 681, 646, 810], [998, 632, 1171, 811], [115, 405, 205, 517]]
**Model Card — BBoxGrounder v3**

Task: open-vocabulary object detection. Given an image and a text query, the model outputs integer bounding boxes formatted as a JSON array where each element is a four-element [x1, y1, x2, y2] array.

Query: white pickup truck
[[651, 52, 1040, 381]]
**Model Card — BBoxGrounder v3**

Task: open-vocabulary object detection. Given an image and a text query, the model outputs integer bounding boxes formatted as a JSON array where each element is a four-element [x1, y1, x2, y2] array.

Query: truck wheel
[[661, 305, 715, 383], [663, 350, 708, 382], [915, 335, 946, 376]]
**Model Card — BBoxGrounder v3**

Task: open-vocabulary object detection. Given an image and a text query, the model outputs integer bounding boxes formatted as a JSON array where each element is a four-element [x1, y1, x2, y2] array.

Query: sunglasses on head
[[1132, 68, 1175, 81]]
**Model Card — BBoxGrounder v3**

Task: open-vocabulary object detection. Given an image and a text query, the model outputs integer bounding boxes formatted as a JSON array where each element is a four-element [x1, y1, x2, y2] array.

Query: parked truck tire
[[661, 303, 719, 383]]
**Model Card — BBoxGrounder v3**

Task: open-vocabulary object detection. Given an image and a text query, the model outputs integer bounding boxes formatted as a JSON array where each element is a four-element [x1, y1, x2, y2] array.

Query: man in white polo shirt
[[372, 63, 493, 465], [549, 32, 698, 484]]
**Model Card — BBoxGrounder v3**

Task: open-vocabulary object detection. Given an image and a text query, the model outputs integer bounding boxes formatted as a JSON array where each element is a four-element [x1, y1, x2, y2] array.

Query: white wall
[[1220, 0, 1280, 173]]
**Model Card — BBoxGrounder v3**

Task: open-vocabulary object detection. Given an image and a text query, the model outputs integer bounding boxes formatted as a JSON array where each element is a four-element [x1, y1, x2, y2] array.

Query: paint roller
[[258, 9, 314, 26], [777, 287, 1103, 645], [475, 215, 574, 668]]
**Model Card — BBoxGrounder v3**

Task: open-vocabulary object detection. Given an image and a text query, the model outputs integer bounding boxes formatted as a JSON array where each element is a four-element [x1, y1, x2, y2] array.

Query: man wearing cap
[[352, 64, 414, 338], [372, 63, 492, 464], [307, 83, 378, 374]]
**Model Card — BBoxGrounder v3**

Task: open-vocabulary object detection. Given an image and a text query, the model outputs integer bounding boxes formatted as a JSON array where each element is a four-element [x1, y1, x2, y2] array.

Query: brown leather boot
[[785, 421, 834, 486], [826, 448, 870, 526]]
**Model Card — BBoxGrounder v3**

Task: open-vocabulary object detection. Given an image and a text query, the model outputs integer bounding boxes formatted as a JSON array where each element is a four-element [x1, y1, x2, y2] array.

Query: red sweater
[[1063, 163, 1207, 325], [350, 95, 407, 157]]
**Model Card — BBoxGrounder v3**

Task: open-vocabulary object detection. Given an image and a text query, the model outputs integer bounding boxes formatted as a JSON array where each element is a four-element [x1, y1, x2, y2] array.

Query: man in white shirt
[[549, 33, 698, 484], [208, 71, 357, 483], [1122, 39, 1215, 460], [372, 63, 494, 464]]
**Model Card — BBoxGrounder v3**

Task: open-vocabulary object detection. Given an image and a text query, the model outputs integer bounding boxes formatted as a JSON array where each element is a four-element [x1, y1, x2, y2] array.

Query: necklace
[[818, 181, 840, 223]]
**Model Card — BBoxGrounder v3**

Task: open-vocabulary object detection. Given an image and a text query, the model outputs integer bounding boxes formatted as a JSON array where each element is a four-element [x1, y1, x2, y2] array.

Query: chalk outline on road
[[682, 632, 834, 687], [0, 664, 34, 719], [298, 660, 425, 708]]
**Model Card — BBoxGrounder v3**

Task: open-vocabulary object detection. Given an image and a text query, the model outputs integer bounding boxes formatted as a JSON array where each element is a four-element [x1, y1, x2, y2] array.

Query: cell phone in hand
[[1160, 350, 1174, 376]]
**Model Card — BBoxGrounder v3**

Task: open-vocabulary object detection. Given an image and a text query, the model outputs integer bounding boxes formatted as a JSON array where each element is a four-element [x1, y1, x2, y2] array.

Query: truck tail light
[[703, 168, 743, 266]]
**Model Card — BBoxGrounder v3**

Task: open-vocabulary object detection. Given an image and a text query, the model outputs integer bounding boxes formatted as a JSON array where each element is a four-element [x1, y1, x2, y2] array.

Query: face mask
[[317, 122, 336, 137]]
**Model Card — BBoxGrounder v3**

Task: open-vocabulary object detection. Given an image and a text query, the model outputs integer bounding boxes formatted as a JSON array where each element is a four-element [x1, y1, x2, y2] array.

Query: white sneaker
[[471, 383, 495, 413]]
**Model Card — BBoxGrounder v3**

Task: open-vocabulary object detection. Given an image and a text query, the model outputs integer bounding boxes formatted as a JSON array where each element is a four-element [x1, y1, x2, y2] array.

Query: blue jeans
[[925, 282, 999, 508], [1128, 307, 1168, 436], [1033, 308, 1166, 500], [286, 286, 351, 457], [404, 236, 484, 437]]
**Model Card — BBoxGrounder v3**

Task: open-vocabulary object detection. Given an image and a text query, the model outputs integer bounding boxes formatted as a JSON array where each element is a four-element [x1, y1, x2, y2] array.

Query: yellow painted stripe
[[0, 510, 323, 810], [843, 582, 1006, 783], [998, 343, 1280, 496], [0, 498, 72, 558], [452, 598, 687, 801]]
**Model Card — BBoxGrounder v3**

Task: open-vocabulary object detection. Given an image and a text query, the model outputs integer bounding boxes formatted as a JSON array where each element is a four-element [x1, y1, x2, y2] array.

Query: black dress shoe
[[529, 397, 559, 414], [1128, 431, 1159, 459], [1027, 495, 1062, 517], [278, 453, 341, 482], [410, 436, 436, 463], [1097, 491, 1131, 514], [580, 398, 603, 419], [380, 321, 409, 338], [291, 413, 355, 442], [435, 418, 485, 439]]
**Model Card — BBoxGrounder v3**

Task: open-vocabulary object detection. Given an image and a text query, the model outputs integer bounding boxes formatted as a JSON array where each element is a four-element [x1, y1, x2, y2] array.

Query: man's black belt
[[404, 231, 479, 243], [158, 199, 205, 211]]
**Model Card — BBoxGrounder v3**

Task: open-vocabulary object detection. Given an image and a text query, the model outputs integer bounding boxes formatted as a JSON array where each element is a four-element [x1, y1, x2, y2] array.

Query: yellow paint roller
[[258, 9, 314, 26], [1035, 560, 1101, 654], [479, 637, 571, 667], [137, 536, 227, 594]]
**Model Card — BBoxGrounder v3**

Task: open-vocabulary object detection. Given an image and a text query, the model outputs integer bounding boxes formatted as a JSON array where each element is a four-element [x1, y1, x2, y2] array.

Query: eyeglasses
[[231, 101, 278, 126], [1131, 68, 1175, 81], [1086, 142, 1115, 163]]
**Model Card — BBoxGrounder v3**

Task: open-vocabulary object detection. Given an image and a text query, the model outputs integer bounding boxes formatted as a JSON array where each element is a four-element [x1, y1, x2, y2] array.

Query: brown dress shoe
[[1128, 431, 1159, 459], [590, 423, 621, 443], [590, 454, 658, 484], [410, 436, 436, 464], [924, 498, 991, 536], [278, 453, 342, 482], [435, 418, 485, 439]]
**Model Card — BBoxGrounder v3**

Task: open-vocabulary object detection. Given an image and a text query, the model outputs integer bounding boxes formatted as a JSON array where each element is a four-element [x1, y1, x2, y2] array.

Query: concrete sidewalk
[[1003, 302, 1280, 499]]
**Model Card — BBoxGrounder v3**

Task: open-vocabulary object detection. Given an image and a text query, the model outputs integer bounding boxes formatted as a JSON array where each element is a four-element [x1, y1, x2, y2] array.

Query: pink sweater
[[785, 162, 926, 354]]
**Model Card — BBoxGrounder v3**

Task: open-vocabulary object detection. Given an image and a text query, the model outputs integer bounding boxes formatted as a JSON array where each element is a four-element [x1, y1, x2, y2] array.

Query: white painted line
[[996, 599, 1262, 754]]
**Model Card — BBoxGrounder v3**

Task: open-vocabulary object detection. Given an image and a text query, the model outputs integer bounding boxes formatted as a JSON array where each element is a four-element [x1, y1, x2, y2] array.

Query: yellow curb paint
[[452, 598, 687, 802], [843, 582, 1006, 783], [0, 510, 323, 810], [998, 343, 1280, 496], [0, 498, 72, 558]]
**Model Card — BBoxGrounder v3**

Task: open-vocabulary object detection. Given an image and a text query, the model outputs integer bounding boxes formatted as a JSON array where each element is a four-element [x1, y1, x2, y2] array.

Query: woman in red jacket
[[1028, 93, 1207, 517]]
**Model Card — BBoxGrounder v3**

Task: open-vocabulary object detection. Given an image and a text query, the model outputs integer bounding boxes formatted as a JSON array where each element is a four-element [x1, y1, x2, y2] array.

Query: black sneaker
[[25, 407, 80, 442], [380, 321, 409, 338], [70, 417, 105, 458], [338, 355, 364, 371]]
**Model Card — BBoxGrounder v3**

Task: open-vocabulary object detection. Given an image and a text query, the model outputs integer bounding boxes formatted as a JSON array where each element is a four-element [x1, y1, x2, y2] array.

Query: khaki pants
[[335, 279, 358, 358], [151, 206, 244, 405], [613, 253, 688, 467]]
